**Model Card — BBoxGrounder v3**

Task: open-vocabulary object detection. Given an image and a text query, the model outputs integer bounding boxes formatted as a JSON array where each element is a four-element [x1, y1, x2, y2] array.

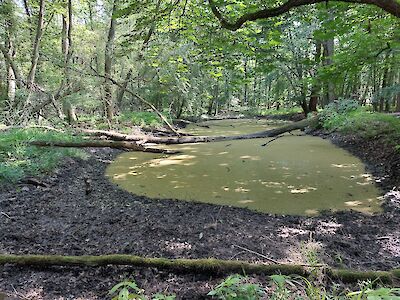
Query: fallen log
[[30, 140, 179, 154], [74, 117, 318, 145], [0, 254, 398, 283], [76, 129, 143, 141], [145, 117, 318, 144]]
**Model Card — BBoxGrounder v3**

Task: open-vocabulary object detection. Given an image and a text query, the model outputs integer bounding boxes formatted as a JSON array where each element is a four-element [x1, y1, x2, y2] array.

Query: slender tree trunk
[[57, 0, 76, 124], [379, 57, 389, 112], [104, 0, 117, 122], [0, 43, 22, 88], [243, 58, 248, 106], [27, 0, 45, 90], [5, 31, 16, 105], [323, 38, 335, 105], [309, 41, 322, 112], [396, 94, 400, 112], [116, 68, 132, 108]]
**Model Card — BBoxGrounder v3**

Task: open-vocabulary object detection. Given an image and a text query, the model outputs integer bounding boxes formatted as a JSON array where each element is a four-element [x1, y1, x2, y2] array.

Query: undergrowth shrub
[[207, 274, 264, 299], [109, 280, 175, 300], [119, 111, 162, 127], [0, 128, 86, 182], [110, 274, 400, 300], [318, 99, 400, 140]]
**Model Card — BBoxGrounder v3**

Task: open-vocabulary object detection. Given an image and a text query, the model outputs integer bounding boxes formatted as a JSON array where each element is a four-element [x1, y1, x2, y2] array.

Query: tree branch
[[208, 0, 400, 31]]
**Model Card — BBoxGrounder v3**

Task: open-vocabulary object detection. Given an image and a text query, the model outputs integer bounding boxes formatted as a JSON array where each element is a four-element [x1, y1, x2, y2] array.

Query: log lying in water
[[77, 117, 318, 145], [0, 254, 398, 283], [30, 140, 179, 154], [136, 116, 318, 144]]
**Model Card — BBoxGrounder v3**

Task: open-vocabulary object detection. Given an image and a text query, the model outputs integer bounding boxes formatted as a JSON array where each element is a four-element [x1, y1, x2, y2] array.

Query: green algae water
[[106, 119, 382, 215]]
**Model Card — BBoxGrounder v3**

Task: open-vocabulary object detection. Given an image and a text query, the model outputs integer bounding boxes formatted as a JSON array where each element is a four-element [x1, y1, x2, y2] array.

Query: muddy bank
[[0, 131, 399, 299]]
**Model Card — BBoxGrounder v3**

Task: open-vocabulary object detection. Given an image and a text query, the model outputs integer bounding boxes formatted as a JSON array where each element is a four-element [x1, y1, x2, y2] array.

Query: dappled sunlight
[[278, 227, 309, 238], [107, 119, 382, 215], [345, 200, 364, 207], [238, 200, 254, 204], [147, 154, 197, 167], [331, 163, 358, 168], [289, 186, 317, 194], [234, 187, 250, 193]]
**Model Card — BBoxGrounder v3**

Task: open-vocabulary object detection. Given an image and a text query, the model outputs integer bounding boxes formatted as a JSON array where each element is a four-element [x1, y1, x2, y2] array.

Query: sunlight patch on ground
[[278, 227, 309, 238]]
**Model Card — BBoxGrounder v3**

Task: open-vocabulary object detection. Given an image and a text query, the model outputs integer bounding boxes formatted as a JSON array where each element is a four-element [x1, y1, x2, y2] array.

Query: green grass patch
[[119, 111, 162, 127], [0, 128, 87, 182], [318, 100, 400, 144]]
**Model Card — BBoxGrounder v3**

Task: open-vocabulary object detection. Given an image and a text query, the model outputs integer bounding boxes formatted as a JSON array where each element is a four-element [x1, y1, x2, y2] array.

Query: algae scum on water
[[106, 119, 382, 215]]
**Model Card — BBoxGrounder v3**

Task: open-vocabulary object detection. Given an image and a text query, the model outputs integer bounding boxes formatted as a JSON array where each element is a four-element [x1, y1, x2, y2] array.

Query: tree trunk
[[379, 58, 390, 112], [323, 38, 336, 105], [61, 0, 76, 123], [6, 33, 16, 104], [116, 68, 132, 108], [76, 117, 318, 145], [27, 0, 45, 90], [104, 0, 117, 122], [243, 58, 248, 106], [309, 41, 322, 112]]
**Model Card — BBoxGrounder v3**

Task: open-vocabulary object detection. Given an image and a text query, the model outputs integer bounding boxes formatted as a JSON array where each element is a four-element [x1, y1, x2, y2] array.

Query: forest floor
[[0, 120, 400, 299]]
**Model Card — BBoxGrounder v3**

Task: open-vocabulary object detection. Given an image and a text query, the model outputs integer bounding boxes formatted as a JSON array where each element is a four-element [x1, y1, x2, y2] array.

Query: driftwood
[[0, 254, 398, 283], [30, 140, 179, 154]]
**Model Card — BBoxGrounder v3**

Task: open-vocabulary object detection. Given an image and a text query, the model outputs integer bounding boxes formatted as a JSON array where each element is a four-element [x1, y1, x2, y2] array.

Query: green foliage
[[109, 281, 145, 300], [347, 280, 400, 300], [207, 274, 265, 299], [109, 279, 175, 300], [104, 264, 397, 300], [119, 112, 162, 127], [269, 275, 292, 300], [0, 128, 86, 182], [319, 100, 400, 140]]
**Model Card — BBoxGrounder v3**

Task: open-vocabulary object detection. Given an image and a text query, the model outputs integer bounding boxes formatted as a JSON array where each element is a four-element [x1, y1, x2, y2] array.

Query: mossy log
[[77, 117, 318, 145], [0, 254, 398, 284], [30, 140, 179, 154]]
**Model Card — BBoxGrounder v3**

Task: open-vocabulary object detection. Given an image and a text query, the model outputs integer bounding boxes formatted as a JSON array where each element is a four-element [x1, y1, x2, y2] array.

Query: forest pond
[[106, 119, 382, 215]]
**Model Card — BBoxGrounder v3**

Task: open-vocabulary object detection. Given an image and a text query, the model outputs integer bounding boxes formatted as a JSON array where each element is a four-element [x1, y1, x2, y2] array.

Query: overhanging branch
[[208, 0, 400, 31]]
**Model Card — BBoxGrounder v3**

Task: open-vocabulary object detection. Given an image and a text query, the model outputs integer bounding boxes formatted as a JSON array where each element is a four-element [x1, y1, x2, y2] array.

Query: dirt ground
[[0, 131, 399, 299]]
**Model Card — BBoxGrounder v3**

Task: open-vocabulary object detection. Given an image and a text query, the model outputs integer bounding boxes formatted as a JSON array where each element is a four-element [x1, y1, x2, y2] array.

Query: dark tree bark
[[208, 0, 400, 31], [116, 68, 133, 107], [104, 0, 117, 122], [27, 0, 45, 89], [309, 41, 322, 112]]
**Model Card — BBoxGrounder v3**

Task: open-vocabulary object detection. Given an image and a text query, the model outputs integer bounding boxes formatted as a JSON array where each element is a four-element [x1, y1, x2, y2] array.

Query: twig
[[261, 134, 284, 147], [233, 244, 279, 264], [1, 212, 12, 220]]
